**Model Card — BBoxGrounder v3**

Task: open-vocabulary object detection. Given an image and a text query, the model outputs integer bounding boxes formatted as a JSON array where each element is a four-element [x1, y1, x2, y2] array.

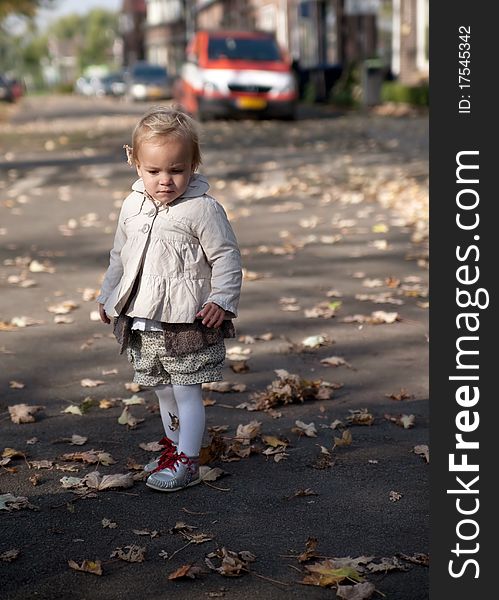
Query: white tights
[[154, 384, 205, 458]]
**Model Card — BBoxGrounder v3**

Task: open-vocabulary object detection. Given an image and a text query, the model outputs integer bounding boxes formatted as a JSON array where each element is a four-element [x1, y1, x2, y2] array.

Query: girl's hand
[[99, 303, 111, 324], [196, 303, 225, 328]]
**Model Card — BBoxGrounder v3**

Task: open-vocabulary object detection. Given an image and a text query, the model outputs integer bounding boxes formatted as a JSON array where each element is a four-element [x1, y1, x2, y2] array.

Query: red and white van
[[175, 30, 297, 120]]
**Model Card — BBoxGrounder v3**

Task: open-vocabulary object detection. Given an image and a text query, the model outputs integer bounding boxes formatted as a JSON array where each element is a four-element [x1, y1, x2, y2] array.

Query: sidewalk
[[0, 96, 429, 600]]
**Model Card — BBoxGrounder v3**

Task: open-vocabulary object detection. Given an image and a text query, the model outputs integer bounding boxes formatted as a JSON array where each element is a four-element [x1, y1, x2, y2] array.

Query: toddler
[[97, 106, 242, 492]]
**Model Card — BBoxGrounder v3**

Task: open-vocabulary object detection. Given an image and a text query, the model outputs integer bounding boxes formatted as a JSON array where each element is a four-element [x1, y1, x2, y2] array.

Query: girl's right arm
[[96, 201, 129, 317]]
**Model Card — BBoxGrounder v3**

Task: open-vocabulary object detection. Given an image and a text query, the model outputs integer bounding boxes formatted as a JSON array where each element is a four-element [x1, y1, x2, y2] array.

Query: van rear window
[[208, 37, 281, 61]]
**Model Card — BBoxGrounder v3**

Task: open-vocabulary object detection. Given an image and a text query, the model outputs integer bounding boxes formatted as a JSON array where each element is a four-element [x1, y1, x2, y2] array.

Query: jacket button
[[142, 223, 150, 233]]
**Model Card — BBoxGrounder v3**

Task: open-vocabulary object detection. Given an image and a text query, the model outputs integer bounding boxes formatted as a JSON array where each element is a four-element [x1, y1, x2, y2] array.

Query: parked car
[[125, 62, 171, 102], [0, 74, 14, 102], [101, 71, 126, 97], [175, 30, 298, 120]]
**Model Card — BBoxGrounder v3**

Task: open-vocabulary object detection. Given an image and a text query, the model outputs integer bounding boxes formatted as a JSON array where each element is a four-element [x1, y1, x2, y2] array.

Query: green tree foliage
[[46, 9, 118, 72], [0, 0, 54, 21]]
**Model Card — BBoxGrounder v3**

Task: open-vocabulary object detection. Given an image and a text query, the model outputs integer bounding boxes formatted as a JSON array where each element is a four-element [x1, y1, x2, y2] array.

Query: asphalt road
[[0, 95, 429, 600]]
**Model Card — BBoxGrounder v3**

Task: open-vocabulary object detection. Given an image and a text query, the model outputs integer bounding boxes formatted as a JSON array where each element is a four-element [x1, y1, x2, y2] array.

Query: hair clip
[[123, 144, 133, 166]]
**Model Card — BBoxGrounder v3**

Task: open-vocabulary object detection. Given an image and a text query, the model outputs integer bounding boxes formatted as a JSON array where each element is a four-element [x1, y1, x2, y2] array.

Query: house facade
[[119, 1, 428, 88]]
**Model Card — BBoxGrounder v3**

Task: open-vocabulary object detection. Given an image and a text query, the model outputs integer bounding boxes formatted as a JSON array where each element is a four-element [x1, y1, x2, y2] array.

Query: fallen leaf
[[413, 444, 429, 463], [80, 378, 105, 388], [83, 471, 135, 490], [69, 434, 88, 446], [9, 380, 25, 389], [125, 382, 141, 392], [122, 394, 145, 406], [320, 356, 351, 368], [205, 547, 256, 577], [334, 429, 353, 448], [110, 545, 145, 563], [389, 491, 402, 502], [63, 405, 83, 416], [199, 466, 226, 482], [293, 420, 317, 437], [0, 549, 20, 562], [336, 582, 376, 599], [133, 529, 159, 538], [302, 560, 364, 587], [68, 559, 102, 575], [117, 406, 144, 428], [168, 563, 204, 580], [384, 414, 415, 429], [8, 403, 44, 424], [235, 420, 262, 444], [347, 409, 374, 426], [102, 518, 117, 528], [302, 334, 331, 348], [0, 493, 38, 511], [386, 388, 413, 401], [298, 537, 319, 563]]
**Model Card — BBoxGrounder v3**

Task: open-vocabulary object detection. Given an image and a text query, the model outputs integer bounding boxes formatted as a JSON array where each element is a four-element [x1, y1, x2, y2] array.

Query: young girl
[[97, 106, 242, 492]]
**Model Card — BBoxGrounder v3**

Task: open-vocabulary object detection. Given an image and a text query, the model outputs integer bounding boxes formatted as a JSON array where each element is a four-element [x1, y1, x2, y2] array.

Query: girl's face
[[136, 136, 193, 204]]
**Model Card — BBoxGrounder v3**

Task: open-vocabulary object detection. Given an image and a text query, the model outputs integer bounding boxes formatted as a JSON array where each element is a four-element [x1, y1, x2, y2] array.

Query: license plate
[[148, 87, 164, 98], [236, 97, 267, 110]]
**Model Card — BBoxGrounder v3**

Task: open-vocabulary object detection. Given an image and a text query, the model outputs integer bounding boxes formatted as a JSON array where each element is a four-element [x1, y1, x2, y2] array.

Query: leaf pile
[[245, 369, 341, 411]]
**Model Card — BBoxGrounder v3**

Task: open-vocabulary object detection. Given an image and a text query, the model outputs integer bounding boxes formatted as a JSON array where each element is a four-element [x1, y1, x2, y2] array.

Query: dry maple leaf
[[110, 545, 145, 563], [205, 547, 255, 577], [68, 559, 103, 575], [396, 552, 429, 567], [199, 433, 227, 465], [8, 404, 44, 424], [389, 491, 402, 502]]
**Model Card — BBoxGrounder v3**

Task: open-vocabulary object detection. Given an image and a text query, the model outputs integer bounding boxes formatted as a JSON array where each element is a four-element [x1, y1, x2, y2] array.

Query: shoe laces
[[152, 450, 190, 474], [155, 437, 177, 469]]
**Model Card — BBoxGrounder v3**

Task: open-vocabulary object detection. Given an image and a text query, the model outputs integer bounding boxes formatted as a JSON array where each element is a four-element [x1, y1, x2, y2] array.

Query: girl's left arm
[[196, 200, 242, 318]]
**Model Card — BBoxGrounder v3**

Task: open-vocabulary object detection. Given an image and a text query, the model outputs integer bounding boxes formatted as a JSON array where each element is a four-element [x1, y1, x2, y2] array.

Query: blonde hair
[[129, 105, 202, 171]]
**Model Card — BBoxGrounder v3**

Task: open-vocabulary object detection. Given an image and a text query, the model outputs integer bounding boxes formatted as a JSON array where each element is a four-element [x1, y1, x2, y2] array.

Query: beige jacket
[[97, 174, 242, 322]]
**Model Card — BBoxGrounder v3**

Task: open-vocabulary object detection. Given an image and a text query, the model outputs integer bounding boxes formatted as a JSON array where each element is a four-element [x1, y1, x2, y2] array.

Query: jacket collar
[[131, 173, 210, 201]]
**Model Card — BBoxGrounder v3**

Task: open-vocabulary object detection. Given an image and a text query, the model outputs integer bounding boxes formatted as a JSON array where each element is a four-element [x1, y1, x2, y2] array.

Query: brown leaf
[[298, 537, 319, 563], [9, 380, 25, 389], [347, 409, 374, 426], [0, 549, 20, 562], [68, 559, 103, 575], [8, 404, 44, 424], [230, 360, 249, 373], [102, 518, 118, 528], [235, 420, 262, 444], [199, 433, 227, 465], [333, 429, 353, 448], [168, 563, 204, 580], [205, 547, 255, 577], [110, 545, 145, 563], [83, 471, 134, 490], [386, 388, 413, 401]]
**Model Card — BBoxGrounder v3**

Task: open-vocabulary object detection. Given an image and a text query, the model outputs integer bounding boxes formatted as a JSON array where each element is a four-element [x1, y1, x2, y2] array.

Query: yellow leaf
[[68, 559, 102, 575]]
